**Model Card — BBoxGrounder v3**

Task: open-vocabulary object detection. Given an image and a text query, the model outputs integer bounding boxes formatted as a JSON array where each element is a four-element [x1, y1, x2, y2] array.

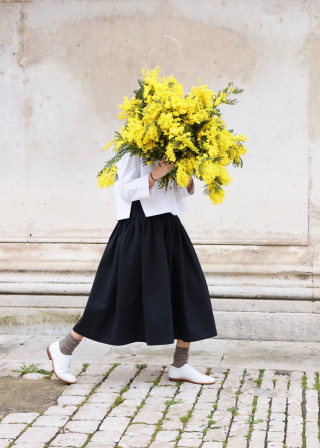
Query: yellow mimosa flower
[[98, 66, 248, 206]]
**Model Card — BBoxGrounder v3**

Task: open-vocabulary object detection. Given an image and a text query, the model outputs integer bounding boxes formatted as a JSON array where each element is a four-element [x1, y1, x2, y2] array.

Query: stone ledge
[[0, 295, 319, 313], [0, 307, 319, 342], [0, 270, 318, 299], [1, 242, 319, 300]]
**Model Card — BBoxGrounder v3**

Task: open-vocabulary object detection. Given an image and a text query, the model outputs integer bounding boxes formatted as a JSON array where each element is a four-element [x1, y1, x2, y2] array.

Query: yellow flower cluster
[[98, 66, 248, 205], [97, 164, 118, 189]]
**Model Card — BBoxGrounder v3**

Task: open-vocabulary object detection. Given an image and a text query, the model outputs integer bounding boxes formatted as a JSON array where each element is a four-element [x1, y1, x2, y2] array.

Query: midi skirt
[[72, 199, 218, 345]]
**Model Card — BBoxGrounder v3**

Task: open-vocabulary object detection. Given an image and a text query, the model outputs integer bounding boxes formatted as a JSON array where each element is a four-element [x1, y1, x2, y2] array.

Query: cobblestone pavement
[[0, 335, 319, 448]]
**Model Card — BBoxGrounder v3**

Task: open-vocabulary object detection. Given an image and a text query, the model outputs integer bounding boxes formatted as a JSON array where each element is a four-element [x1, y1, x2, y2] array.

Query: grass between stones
[[316, 372, 320, 444], [301, 373, 307, 448], [282, 377, 290, 448], [222, 368, 247, 448], [173, 366, 213, 446], [12, 362, 53, 378], [2, 365, 318, 448], [200, 367, 230, 444], [43, 362, 123, 447], [144, 369, 184, 446], [244, 368, 265, 444], [264, 373, 276, 448], [114, 363, 167, 447]]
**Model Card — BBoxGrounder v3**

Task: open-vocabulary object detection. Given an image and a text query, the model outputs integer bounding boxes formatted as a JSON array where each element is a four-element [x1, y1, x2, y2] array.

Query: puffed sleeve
[[176, 178, 195, 197], [116, 152, 156, 202]]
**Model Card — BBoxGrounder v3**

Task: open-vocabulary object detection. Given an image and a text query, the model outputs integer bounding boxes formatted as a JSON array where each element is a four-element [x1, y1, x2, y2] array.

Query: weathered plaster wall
[[1, 0, 318, 244], [0, 0, 319, 339]]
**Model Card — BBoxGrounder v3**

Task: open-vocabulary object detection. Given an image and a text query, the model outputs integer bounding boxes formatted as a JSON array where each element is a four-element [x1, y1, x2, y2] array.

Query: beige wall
[[1, 0, 319, 244], [0, 0, 319, 339]]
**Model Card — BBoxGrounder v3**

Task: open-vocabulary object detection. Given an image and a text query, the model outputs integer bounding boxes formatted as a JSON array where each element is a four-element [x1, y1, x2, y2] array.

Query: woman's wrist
[[150, 171, 158, 182]]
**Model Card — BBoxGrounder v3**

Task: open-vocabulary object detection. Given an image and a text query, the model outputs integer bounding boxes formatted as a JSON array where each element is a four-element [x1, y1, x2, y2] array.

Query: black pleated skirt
[[72, 200, 218, 345]]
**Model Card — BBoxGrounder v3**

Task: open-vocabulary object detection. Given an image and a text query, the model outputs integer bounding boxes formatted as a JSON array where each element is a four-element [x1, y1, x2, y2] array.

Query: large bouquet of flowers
[[97, 66, 247, 205]]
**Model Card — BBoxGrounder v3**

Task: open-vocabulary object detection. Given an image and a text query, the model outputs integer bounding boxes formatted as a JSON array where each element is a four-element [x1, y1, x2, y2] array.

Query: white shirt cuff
[[120, 173, 156, 202]]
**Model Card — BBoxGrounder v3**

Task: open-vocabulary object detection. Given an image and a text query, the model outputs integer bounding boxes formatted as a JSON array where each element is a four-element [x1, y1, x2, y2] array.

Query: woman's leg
[[176, 339, 190, 348], [71, 330, 84, 341], [58, 329, 83, 355], [172, 339, 190, 367]]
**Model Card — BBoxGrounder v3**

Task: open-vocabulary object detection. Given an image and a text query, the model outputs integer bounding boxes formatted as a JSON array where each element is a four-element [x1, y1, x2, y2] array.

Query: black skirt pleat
[[72, 200, 218, 345]]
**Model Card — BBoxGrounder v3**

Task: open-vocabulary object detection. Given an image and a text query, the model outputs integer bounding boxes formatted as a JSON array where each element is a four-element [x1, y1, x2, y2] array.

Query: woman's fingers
[[159, 157, 175, 169], [162, 158, 170, 165]]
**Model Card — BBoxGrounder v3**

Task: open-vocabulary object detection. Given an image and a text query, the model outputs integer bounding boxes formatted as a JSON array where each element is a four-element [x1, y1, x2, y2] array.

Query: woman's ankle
[[59, 330, 82, 355], [71, 330, 84, 341], [172, 344, 190, 368]]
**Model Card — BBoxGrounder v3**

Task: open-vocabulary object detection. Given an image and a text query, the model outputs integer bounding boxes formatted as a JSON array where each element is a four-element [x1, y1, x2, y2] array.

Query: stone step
[[0, 243, 319, 341], [0, 297, 319, 342], [0, 294, 318, 312], [0, 242, 319, 300], [0, 270, 318, 299]]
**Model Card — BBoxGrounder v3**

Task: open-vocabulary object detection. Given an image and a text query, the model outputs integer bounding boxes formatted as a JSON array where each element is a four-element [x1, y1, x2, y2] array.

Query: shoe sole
[[168, 376, 215, 385], [46, 346, 76, 385]]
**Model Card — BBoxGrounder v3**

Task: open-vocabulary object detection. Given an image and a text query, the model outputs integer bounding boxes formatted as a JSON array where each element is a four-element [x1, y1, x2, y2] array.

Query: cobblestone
[[0, 423, 26, 439], [14, 425, 61, 443], [1, 412, 39, 424], [50, 432, 88, 447], [0, 338, 319, 448], [64, 419, 100, 433]]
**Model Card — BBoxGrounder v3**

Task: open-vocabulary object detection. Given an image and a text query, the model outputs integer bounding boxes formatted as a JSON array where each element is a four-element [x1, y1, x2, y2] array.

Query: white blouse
[[113, 152, 195, 220]]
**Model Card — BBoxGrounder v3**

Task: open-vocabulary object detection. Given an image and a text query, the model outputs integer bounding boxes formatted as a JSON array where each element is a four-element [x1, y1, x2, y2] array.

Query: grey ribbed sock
[[172, 345, 189, 368], [59, 331, 82, 355]]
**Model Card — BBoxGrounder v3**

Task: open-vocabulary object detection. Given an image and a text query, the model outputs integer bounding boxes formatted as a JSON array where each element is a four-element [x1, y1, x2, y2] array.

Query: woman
[[47, 152, 218, 385]]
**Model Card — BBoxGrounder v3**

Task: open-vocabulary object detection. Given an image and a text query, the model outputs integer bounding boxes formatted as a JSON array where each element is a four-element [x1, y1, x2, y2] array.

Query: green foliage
[[227, 406, 238, 416], [12, 363, 51, 376], [247, 416, 264, 424]]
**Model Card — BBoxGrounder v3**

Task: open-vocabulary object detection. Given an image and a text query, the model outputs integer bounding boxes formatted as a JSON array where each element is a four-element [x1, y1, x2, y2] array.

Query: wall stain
[[24, 96, 33, 121], [162, 2, 257, 85], [301, 28, 320, 140], [16, 7, 256, 117]]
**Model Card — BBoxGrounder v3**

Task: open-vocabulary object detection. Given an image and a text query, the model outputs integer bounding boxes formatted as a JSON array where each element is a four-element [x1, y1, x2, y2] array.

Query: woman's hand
[[151, 157, 175, 180]]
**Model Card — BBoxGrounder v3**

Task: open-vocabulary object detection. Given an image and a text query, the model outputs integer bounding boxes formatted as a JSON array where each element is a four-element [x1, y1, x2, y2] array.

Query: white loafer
[[47, 340, 77, 384], [168, 362, 216, 385]]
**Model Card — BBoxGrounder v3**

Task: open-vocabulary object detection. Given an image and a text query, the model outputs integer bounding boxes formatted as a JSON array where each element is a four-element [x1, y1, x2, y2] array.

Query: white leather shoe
[[47, 340, 77, 384], [168, 362, 216, 385]]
